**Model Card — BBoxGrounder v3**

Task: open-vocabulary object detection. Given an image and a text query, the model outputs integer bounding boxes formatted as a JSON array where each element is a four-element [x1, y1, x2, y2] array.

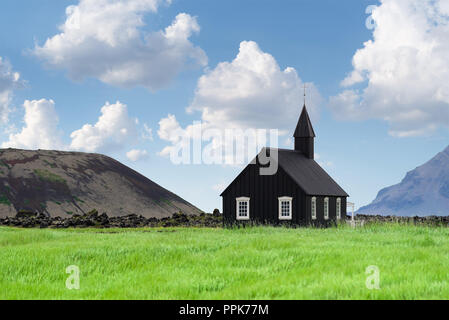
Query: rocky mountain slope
[[0, 149, 202, 218], [358, 145, 449, 216]]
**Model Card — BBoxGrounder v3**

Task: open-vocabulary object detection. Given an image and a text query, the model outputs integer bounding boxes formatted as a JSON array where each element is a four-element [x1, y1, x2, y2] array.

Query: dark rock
[[354, 214, 449, 226], [15, 210, 37, 219], [0, 210, 226, 229], [87, 209, 99, 218], [40, 222, 49, 228]]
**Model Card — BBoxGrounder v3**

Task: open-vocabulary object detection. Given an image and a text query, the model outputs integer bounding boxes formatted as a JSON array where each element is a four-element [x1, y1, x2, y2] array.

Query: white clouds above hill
[[33, 0, 207, 91], [330, 0, 449, 137], [126, 149, 149, 161], [0, 57, 23, 124], [2, 99, 64, 150], [2, 99, 149, 155], [70, 101, 139, 153]]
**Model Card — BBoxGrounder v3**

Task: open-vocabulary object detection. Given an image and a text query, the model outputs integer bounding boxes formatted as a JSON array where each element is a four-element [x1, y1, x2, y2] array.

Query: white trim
[[324, 197, 329, 220], [236, 197, 250, 220], [278, 196, 293, 220], [336, 198, 341, 220], [311, 197, 317, 220], [347, 201, 355, 224]]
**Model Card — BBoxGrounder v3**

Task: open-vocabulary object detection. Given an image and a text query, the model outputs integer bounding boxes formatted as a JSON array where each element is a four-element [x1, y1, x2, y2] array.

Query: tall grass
[[0, 224, 448, 299]]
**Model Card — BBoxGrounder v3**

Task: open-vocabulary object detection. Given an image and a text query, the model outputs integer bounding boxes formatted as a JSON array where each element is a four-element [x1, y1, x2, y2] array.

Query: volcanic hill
[[0, 148, 201, 218]]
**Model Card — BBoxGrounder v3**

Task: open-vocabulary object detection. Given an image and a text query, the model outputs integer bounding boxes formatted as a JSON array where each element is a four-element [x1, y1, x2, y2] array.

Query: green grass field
[[1, 224, 448, 300]]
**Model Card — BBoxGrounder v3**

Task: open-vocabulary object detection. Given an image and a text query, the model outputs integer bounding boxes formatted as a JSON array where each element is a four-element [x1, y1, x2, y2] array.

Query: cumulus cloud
[[187, 41, 320, 130], [2, 99, 64, 150], [330, 0, 449, 137], [0, 57, 23, 123], [70, 101, 139, 153], [157, 114, 201, 157], [33, 0, 207, 91], [1, 95, 149, 156], [126, 149, 149, 161], [158, 41, 321, 161]]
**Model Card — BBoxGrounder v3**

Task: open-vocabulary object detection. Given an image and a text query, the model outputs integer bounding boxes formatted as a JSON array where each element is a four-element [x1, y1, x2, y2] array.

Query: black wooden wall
[[222, 163, 306, 225], [222, 163, 347, 227]]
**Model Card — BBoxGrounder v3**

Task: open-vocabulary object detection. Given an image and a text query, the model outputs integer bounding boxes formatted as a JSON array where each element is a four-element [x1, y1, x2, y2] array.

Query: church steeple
[[293, 105, 315, 159]]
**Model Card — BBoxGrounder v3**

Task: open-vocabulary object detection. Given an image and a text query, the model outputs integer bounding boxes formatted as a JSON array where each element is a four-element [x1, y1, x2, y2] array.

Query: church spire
[[293, 105, 315, 159], [294, 105, 316, 138]]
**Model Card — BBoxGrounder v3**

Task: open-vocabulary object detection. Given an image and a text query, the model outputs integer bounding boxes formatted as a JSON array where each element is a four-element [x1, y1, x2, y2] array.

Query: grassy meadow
[[0, 224, 448, 300]]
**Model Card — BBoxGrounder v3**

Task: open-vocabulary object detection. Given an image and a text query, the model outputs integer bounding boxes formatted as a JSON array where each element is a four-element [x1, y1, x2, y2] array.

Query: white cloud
[[330, 0, 449, 137], [70, 101, 139, 152], [33, 0, 207, 91], [0, 57, 23, 123], [158, 114, 183, 146], [158, 41, 322, 160], [2, 99, 64, 150], [187, 41, 320, 131], [126, 149, 149, 161], [157, 114, 202, 157]]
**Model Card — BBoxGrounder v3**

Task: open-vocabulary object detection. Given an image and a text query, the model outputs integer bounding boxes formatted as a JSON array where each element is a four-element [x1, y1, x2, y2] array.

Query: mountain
[[0, 149, 202, 218], [358, 145, 449, 216]]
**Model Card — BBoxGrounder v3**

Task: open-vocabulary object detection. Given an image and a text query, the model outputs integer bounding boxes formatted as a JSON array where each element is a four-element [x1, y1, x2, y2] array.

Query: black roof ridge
[[220, 147, 348, 197]]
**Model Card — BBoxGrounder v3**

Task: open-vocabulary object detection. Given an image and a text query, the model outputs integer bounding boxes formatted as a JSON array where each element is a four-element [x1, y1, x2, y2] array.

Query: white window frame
[[336, 198, 341, 220], [311, 197, 317, 220], [278, 196, 293, 220], [324, 197, 329, 220], [236, 197, 250, 220]]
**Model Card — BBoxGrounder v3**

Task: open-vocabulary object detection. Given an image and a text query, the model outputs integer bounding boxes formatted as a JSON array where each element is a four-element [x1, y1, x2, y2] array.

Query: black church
[[220, 105, 348, 226]]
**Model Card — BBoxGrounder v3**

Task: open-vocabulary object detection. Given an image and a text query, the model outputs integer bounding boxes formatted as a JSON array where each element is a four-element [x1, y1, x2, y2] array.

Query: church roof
[[221, 148, 348, 197], [293, 105, 315, 138], [272, 148, 348, 196]]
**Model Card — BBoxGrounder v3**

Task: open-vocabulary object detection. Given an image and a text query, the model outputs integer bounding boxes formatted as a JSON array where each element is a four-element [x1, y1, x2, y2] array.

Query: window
[[336, 198, 341, 220], [278, 197, 293, 220], [236, 197, 250, 220], [311, 197, 317, 220], [324, 197, 329, 220]]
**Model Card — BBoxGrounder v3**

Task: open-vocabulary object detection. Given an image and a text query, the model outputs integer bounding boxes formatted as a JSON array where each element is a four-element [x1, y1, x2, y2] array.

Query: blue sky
[[1, 0, 449, 213]]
